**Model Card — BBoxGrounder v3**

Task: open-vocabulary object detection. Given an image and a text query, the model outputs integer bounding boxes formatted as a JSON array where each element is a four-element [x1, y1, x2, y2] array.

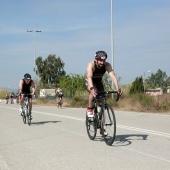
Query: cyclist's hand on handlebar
[[118, 89, 123, 96]]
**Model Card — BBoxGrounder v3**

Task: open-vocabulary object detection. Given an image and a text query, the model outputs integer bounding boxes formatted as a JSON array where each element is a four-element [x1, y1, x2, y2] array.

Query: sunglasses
[[96, 58, 106, 62]]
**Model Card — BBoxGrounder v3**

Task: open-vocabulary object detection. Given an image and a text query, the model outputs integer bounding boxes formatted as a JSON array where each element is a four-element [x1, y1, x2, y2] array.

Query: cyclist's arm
[[86, 61, 97, 97], [18, 80, 24, 94], [31, 81, 36, 94], [105, 62, 119, 91], [86, 61, 94, 89]]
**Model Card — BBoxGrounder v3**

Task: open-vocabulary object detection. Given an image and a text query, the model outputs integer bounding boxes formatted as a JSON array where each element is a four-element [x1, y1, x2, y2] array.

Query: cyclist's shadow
[[95, 134, 148, 146], [113, 134, 148, 146], [31, 121, 62, 126]]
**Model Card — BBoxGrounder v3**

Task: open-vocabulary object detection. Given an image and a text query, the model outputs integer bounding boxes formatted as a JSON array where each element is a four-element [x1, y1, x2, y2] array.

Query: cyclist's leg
[[19, 95, 24, 115], [60, 95, 63, 103], [19, 95, 24, 106], [57, 97, 60, 105], [28, 96, 32, 113], [25, 96, 32, 124], [84, 80, 94, 108], [59, 96, 62, 108], [96, 82, 107, 135], [87, 90, 94, 117], [28, 95, 33, 119]]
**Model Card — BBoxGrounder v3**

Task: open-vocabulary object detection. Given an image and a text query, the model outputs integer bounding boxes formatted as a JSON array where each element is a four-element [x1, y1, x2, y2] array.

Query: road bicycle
[[57, 96, 63, 108], [6, 98, 9, 104], [86, 91, 120, 146], [21, 93, 34, 126]]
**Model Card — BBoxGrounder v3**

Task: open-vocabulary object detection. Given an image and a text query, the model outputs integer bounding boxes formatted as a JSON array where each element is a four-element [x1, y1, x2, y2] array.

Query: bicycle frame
[[92, 91, 119, 126], [92, 97, 105, 129], [21, 93, 33, 125], [57, 97, 62, 108]]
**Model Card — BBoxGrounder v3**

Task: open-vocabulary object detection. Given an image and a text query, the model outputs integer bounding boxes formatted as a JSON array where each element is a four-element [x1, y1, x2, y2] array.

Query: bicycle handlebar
[[107, 91, 120, 101], [93, 91, 120, 102], [21, 93, 35, 96]]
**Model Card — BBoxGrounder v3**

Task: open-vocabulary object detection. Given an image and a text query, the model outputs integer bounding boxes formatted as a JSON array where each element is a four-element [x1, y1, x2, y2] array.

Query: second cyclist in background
[[18, 73, 36, 119], [56, 88, 63, 108], [5, 94, 9, 104], [10, 93, 14, 104]]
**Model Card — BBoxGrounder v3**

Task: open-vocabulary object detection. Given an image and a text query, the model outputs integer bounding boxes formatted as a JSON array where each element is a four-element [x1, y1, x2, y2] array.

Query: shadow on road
[[114, 134, 148, 146], [94, 134, 148, 146], [31, 120, 62, 125]]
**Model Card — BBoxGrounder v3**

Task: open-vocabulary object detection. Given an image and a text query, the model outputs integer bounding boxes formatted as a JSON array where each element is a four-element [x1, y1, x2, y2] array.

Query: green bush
[[70, 96, 88, 108], [138, 94, 154, 107], [106, 96, 119, 107], [37, 97, 49, 103], [159, 102, 170, 111], [0, 89, 10, 99]]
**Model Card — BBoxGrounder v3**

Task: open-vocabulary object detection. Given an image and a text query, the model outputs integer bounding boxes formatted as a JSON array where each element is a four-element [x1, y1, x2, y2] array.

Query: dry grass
[[33, 94, 170, 114]]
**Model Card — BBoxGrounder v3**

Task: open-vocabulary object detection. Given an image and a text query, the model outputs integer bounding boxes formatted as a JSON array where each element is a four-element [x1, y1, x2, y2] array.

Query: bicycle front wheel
[[27, 106, 31, 126], [22, 111, 26, 124], [86, 112, 97, 140], [27, 113, 31, 125], [101, 104, 116, 146]]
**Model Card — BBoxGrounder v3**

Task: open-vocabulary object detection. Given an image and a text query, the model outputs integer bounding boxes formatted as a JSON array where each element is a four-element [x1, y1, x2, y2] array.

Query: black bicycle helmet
[[24, 73, 31, 80], [95, 51, 107, 59]]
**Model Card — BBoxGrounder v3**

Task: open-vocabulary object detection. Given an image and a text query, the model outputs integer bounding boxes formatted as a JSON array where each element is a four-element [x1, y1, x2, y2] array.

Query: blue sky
[[0, 0, 170, 90]]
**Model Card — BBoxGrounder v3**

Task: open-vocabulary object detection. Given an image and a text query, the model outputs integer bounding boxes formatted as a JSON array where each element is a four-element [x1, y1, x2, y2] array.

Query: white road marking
[[122, 147, 170, 163], [1, 106, 170, 164], [117, 124, 170, 138], [1, 106, 170, 138]]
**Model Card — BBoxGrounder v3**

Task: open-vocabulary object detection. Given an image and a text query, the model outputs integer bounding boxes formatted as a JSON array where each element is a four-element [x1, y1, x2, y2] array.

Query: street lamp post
[[110, 0, 115, 98], [143, 70, 151, 93], [27, 30, 42, 77], [111, 0, 114, 71]]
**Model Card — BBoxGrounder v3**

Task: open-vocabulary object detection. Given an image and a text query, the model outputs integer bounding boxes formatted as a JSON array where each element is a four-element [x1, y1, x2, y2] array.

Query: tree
[[145, 69, 168, 89], [102, 73, 122, 91], [129, 76, 144, 94], [57, 74, 85, 97], [35, 54, 66, 86], [102, 73, 112, 90]]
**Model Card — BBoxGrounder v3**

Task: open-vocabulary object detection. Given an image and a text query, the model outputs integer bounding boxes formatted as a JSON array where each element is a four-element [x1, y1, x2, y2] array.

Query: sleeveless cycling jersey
[[22, 79, 32, 93], [92, 61, 106, 84]]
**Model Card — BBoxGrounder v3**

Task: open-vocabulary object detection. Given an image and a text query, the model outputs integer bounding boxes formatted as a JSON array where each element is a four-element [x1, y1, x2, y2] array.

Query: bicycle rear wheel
[[101, 104, 116, 146], [86, 112, 97, 140]]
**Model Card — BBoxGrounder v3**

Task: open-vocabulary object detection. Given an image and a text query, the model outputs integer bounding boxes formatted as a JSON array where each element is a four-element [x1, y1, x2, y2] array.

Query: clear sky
[[0, 0, 170, 90]]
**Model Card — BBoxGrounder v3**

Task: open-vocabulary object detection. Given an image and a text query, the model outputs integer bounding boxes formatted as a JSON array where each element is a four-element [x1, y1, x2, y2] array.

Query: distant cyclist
[[15, 92, 19, 104], [56, 88, 63, 107], [18, 73, 36, 119], [10, 93, 14, 104], [85, 50, 122, 118], [5, 94, 9, 104]]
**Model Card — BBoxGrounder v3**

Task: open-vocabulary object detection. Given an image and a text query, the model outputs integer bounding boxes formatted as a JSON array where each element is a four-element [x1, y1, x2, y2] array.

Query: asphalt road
[[0, 101, 170, 170]]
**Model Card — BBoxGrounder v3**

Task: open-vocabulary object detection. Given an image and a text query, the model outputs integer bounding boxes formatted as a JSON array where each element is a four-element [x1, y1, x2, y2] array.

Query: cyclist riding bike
[[56, 88, 63, 107], [18, 73, 36, 119], [85, 50, 122, 118], [10, 93, 14, 104], [5, 94, 9, 104]]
